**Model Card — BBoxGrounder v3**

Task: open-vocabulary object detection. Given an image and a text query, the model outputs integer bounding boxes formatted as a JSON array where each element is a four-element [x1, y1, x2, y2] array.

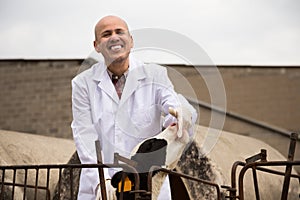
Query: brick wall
[[0, 60, 299, 139], [168, 65, 300, 132], [0, 60, 81, 138]]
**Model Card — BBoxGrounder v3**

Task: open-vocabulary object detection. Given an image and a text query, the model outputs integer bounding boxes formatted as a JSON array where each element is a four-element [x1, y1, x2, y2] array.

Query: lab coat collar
[[120, 60, 146, 106], [91, 61, 106, 82], [91, 61, 118, 103], [91, 55, 144, 82], [92, 56, 147, 105]]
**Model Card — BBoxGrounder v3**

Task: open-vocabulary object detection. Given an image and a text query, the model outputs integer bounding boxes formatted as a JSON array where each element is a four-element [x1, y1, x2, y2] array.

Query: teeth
[[111, 45, 122, 50]]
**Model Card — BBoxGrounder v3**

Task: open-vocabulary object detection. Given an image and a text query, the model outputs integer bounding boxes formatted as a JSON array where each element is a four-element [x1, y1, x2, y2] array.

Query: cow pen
[[1, 133, 299, 200]]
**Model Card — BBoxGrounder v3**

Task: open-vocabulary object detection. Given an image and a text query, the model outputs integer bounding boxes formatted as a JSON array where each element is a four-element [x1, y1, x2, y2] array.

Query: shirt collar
[[107, 68, 129, 80]]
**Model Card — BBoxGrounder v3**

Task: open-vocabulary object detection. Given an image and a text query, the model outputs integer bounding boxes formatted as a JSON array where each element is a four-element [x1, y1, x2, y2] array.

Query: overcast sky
[[0, 0, 299, 65]]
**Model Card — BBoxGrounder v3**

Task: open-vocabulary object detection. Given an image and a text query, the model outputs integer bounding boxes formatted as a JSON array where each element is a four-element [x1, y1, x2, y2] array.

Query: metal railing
[[222, 132, 300, 200], [0, 163, 141, 200], [1, 133, 299, 200]]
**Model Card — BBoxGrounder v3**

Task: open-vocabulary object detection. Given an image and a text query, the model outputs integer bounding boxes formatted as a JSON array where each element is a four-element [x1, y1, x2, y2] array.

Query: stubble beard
[[106, 51, 130, 68]]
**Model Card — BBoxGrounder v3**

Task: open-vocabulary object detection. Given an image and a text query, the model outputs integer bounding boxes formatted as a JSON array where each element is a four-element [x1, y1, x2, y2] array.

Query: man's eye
[[117, 30, 125, 35], [101, 32, 111, 37]]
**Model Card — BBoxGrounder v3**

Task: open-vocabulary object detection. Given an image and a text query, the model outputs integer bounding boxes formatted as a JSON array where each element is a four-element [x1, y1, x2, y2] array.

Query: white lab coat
[[71, 57, 196, 199]]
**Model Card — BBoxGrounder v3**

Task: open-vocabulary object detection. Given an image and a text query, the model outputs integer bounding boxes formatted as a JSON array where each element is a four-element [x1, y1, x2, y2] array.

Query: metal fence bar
[[281, 132, 298, 200], [229, 161, 244, 199], [1, 160, 299, 199], [23, 168, 28, 200], [12, 169, 16, 200], [34, 168, 39, 200], [251, 167, 260, 200], [1, 182, 51, 198], [70, 167, 74, 200], [1, 169, 5, 200], [238, 161, 300, 200], [232, 161, 300, 183], [58, 167, 62, 198], [0, 163, 139, 199], [245, 149, 267, 200], [148, 166, 222, 200], [46, 167, 50, 200], [95, 140, 107, 200]]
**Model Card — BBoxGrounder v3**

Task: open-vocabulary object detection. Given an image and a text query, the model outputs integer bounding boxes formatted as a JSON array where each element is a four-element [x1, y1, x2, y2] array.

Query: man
[[71, 15, 197, 199]]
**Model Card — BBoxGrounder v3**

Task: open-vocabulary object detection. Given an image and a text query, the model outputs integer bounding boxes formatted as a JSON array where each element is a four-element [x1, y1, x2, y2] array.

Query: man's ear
[[94, 41, 101, 53], [130, 35, 134, 49]]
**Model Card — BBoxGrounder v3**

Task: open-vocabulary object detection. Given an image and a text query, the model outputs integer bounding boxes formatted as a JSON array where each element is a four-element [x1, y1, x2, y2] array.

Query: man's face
[[94, 17, 133, 65]]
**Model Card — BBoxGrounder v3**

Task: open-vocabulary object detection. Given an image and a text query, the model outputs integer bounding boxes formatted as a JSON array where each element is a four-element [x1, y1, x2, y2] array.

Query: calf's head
[[110, 107, 192, 199]]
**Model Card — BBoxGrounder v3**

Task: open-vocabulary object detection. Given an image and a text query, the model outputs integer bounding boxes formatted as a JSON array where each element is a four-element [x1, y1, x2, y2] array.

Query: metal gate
[[1, 133, 299, 200]]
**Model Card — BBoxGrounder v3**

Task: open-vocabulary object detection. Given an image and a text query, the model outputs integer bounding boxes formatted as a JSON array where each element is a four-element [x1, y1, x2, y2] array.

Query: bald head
[[94, 15, 130, 41], [93, 15, 133, 71]]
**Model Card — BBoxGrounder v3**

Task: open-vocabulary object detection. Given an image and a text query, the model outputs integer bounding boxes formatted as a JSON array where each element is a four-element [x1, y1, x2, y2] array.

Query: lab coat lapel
[[119, 66, 146, 106], [92, 63, 120, 104], [98, 77, 120, 104]]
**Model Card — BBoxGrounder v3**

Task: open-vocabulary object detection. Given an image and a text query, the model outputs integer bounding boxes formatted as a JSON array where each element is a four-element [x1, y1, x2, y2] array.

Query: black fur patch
[[131, 138, 167, 173], [178, 141, 222, 199], [111, 138, 168, 199]]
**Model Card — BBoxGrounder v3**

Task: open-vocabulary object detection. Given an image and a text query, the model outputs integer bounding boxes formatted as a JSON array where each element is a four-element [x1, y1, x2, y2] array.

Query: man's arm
[[154, 65, 197, 134], [71, 77, 98, 164]]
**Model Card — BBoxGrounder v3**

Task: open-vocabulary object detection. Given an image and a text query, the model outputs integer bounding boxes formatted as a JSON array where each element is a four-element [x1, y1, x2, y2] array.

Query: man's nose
[[110, 33, 120, 42]]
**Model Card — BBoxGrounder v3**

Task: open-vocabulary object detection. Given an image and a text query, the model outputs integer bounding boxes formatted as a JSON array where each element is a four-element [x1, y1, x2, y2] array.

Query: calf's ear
[[111, 171, 124, 188], [111, 171, 135, 189]]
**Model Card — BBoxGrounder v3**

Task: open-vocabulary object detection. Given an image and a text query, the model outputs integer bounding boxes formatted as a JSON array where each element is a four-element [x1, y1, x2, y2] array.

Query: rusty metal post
[[229, 161, 244, 200], [245, 149, 267, 164], [251, 167, 260, 200], [46, 168, 50, 200], [281, 132, 298, 200], [1, 169, 5, 200], [34, 168, 39, 200], [244, 149, 267, 200], [70, 167, 74, 200], [12, 169, 16, 200], [95, 140, 107, 200], [23, 168, 28, 200]]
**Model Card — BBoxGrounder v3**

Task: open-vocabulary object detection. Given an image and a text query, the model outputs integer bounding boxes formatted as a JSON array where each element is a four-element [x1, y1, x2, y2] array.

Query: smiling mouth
[[110, 45, 123, 51]]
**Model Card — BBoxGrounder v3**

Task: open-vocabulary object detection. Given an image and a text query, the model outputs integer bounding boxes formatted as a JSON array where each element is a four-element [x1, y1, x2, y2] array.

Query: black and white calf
[[110, 137, 169, 200], [96, 107, 192, 200]]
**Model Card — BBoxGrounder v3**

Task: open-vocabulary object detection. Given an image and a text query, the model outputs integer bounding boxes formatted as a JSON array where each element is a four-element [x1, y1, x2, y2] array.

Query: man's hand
[[169, 106, 192, 138]]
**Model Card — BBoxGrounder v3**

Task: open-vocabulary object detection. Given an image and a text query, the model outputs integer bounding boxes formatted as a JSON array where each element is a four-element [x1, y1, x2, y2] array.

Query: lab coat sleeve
[[163, 94, 197, 137], [71, 77, 109, 199], [71, 78, 98, 164], [157, 67, 197, 135]]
